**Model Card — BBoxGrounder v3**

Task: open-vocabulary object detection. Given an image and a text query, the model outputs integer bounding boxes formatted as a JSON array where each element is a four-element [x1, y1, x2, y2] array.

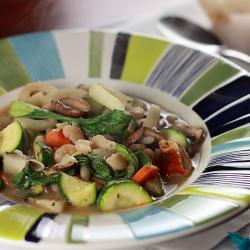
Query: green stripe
[[89, 31, 103, 78], [0, 81, 6, 95], [0, 39, 31, 91], [180, 61, 239, 106], [121, 36, 169, 84], [66, 215, 88, 243], [0, 205, 42, 240], [212, 125, 250, 146], [181, 185, 250, 204]]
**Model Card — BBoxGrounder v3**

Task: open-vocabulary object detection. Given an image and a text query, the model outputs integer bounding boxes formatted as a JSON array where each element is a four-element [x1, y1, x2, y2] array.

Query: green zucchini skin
[[33, 142, 53, 167], [58, 173, 96, 207], [160, 127, 188, 150], [0, 121, 24, 156], [97, 179, 152, 211]]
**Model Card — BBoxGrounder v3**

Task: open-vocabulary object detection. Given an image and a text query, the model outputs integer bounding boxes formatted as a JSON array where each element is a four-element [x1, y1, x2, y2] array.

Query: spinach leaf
[[13, 167, 57, 190], [114, 144, 138, 179], [88, 154, 113, 181], [134, 151, 152, 167], [75, 154, 113, 181], [10, 101, 133, 139]]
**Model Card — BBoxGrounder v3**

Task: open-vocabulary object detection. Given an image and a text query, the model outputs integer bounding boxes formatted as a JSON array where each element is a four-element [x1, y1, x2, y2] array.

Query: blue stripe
[[120, 205, 193, 239], [206, 99, 249, 136], [210, 116, 250, 137], [212, 140, 250, 154], [10, 32, 64, 81], [193, 76, 250, 120]]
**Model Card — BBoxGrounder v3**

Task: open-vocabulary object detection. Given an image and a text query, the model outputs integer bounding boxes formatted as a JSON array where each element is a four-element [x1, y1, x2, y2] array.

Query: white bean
[[106, 153, 127, 171], [75, 139, 93, 154], [92, 149, 111, 158], [54, 144, 77, 162], [63, 125, 84, 143], [91, 135, 116, 152]]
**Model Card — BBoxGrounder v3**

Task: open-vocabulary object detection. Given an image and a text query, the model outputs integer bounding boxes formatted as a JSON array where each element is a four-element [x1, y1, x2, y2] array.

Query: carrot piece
[[45, 129, 71, 148], [132, 165, 158, 185]]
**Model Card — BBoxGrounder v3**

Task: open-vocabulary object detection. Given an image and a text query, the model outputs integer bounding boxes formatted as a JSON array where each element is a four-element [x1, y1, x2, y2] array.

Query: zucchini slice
[[97, 180, 152, 211], [160, 127, 188, 150], [0, 121, 24, 156], [34, 141, 53, 167], [58, 173, 96, 207]]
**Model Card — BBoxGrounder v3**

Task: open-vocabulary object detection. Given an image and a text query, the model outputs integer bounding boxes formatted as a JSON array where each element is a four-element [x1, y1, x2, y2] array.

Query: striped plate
[[0, 30, 249, 250]]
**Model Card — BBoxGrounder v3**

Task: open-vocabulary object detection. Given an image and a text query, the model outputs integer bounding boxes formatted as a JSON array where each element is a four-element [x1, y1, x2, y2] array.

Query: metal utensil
[[157, 16, 250, 71]]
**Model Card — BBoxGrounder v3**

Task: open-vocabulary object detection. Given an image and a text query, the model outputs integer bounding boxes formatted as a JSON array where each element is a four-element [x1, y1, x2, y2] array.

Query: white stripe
[[84, 214, 133, 242], [101, 31, 116, 81], [53, 30, 89, 83]]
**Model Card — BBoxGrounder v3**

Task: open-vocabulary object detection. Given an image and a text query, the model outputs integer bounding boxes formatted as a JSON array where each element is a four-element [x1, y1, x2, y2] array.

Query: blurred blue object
[[229, 232, 250, 250]]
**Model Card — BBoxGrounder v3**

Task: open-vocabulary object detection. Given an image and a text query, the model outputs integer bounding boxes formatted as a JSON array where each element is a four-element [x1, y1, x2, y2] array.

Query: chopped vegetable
[[58, 173, 96, 207], [89, 83, 125, 111], [16, 118, 57, 131], [3, 153, 27, 175], [97, 179, 152, 211], [134, 151, 152, 167], [114, 144, 138, 179], [160, 127, 188, 150], [89, 154, 114, 181], [0, 121, 24, 156], [0, 83, 205, 213], [34, 141, 54, 167], [45, 129, 72, 148], [10, 101, 133, 139], [159, 139, 193, 177], [132, 165, 158, 184], [143, 104, 161, 128], [13, 166, 57, 190], [84, 96, 105, 116], [75, 154, 113, 181], [143, 175, 164, 197]]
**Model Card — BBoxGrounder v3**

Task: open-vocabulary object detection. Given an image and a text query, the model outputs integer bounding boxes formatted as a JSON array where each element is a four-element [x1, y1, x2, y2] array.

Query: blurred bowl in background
[[200, 0, 250, 55]]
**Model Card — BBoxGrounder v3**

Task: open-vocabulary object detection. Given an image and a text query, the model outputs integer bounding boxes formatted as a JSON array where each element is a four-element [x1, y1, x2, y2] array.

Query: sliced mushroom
[[60, 97, 91, 113], [43, 99, 87, 118]]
